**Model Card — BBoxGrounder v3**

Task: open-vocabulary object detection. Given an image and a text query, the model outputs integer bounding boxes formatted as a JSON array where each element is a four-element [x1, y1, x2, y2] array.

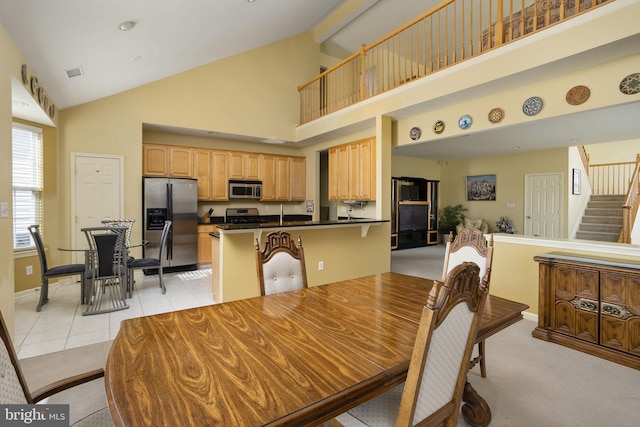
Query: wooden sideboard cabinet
[[533, 252, 640, 370]]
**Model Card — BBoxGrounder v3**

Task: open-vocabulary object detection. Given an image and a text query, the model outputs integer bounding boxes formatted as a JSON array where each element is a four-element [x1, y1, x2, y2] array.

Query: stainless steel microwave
[[229, 180, 262, 199]]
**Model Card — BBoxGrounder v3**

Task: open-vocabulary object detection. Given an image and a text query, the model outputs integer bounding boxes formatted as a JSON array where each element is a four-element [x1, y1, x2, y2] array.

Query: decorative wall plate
[[619, 72, 640, 95], [433, 120, 445, 134], [30, 76, 38, 95], [488, 107, 504, 124], [409, 126, 422, 140], [37, 87, 44, 104], [49, 104, 55, 119], [522, 96, 543, 116], [458, 115, 472, 130], [21, 64, 28, 85], [566, 85, 590, 105]]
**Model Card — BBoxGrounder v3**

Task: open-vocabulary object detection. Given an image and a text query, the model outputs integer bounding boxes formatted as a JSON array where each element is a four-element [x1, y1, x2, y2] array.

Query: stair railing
[[619, 154, 640, 243], [588, 160, 637, 196]]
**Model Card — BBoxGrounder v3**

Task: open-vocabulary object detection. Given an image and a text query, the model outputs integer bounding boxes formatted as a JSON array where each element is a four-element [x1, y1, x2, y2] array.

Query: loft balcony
[[298, 0, 612, 125]]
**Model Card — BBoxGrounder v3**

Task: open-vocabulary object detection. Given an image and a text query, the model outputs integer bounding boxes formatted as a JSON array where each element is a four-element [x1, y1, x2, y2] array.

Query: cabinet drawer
[[198, 224, 217, 233]]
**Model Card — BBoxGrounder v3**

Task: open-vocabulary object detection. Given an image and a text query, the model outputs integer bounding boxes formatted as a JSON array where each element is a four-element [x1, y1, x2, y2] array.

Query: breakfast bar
[[211, 218, 390, 303]]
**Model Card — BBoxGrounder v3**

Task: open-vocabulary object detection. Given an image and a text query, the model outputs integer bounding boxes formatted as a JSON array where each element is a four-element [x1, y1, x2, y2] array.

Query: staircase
[[575, 195, 625, 242]]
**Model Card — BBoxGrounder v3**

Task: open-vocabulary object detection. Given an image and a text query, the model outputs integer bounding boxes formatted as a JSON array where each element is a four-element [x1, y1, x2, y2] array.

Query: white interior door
[[72, 154, 124, 262], [524, 173, 562, 237]]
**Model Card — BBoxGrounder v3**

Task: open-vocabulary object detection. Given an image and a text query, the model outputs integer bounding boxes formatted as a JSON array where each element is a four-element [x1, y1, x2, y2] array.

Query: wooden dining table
[[105, 272, 528, 427]]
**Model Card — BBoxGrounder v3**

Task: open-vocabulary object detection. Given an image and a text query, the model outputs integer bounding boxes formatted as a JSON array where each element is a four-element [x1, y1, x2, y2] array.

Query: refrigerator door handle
[[167, 183, 173, 262]]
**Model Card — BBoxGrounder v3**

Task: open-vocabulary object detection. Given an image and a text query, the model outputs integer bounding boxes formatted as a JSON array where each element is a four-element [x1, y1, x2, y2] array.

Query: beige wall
[[56, 32, 321, 255], [219, 224, 390, 302], [439, 148, 568, 235], [0, 25, 18, 330]]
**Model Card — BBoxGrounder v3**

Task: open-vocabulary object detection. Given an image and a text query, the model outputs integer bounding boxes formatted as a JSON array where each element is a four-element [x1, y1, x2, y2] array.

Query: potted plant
[[438, 204, 467, 241]]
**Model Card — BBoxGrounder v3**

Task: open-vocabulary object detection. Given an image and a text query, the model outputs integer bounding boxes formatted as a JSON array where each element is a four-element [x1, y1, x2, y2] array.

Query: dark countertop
[[214, 218, 388, 231]]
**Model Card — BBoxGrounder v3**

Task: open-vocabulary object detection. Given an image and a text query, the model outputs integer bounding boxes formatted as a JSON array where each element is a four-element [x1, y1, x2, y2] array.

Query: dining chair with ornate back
[[0, 309, 113, 426], [28, 224, 86, 312], [82, 225, 129, 315], [442, 227, 494, 378], [333, 262, 489, 427], [254, 230, 308, 296], [127, 220, 171, 295]]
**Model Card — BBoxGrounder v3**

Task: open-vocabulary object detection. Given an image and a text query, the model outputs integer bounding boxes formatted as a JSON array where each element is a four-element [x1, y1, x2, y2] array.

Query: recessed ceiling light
[[118, 21, 136, 31]]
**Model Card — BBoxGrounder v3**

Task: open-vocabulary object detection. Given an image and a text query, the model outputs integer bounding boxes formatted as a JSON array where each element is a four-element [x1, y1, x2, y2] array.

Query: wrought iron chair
[[127, 220, 171, 295], [28, 224, 86, 312], [0, 310, 113, 426], [82, 226, 129, 315], [254, 230, 308, 296], [334, 262, 488, 427], [442, 228, 494, 378]]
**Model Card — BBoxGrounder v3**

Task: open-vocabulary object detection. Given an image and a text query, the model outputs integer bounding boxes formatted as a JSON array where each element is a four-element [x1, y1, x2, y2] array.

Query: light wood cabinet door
[[193, 149, 212, 200], [328, 144, 350, 201], [289, 156, 306, 201], [228, 151, 260, 180], [169, 146, 193, 177], [275, 156, 290, 200], [259, 154, 277, 201], [143, 144, 169, 176], [211, 150, 229, 200], [197, 224, 217, 264], [246, 153, 260, 180], [356, 138, 375, 200]]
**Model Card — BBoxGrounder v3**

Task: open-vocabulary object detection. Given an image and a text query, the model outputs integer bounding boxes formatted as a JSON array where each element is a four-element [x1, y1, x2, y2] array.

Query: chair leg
[[478, 341, 487, 378], [37, 278, 49, 312], [159, 267, 166, 294]]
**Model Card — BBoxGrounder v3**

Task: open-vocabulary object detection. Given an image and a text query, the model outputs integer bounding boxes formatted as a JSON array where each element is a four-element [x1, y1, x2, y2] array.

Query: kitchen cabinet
[[210, 150, 229, 200], [193, 149, 212, 200], [143, 143, 301, 202], [197, 224, 218, 264], [328, 144, 349, 200], [228, 151, 260, 180], [169, 146, 193, 177], [533, 253, 640, 370], [142, 143, 192, 177], [259, 154, 306, 201], [143, 144, 169, 176], [289, 156, 306, 201], [329, 138, 375, 201]]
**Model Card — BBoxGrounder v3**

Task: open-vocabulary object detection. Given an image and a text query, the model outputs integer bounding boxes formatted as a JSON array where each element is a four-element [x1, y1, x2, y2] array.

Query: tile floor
[[14, 267, 214, 359]]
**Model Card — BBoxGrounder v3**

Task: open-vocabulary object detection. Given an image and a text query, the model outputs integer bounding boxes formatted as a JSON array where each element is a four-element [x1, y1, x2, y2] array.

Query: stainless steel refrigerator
[[143, 177, 198, 272]]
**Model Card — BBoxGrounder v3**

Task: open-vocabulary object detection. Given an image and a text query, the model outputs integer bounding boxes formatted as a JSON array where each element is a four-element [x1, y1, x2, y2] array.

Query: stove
[[225, 208, 278, 224]]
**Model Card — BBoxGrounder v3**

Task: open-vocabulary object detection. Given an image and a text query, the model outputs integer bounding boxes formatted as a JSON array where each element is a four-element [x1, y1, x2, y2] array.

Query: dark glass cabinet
[[391, 177, 439, 250]]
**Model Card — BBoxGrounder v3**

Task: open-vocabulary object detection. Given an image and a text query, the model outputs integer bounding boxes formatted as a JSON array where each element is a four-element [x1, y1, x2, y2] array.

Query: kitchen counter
[[215, 218, 387, 231], [208, 218, 390, 303]]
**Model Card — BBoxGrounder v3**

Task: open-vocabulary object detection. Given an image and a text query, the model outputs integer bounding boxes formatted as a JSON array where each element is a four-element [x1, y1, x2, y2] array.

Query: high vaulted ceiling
[[2, 0, 639, 160]]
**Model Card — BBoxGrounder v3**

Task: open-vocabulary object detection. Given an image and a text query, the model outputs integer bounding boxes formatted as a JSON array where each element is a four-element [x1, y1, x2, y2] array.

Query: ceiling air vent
[[65, 67, 84, 79]]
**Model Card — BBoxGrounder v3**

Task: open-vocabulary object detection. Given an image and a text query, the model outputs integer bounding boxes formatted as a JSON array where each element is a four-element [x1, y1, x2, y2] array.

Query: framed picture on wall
[[572, 169, 581, 195], [466, 174, 496, 201]]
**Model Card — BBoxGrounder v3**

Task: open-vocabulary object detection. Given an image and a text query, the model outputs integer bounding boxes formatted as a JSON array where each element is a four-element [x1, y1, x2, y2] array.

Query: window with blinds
[[12, 123, 43, 250]]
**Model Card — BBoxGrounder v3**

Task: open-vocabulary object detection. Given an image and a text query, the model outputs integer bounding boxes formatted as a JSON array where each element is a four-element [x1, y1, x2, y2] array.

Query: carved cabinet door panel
[[600, 271, 640, 355], [600, 317, 627, 351], [553, 300, 576, 336], [552, 265, 599, 342]]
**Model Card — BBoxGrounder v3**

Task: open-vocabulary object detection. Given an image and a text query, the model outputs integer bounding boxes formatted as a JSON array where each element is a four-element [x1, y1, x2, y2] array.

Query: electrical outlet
[[318, 261, 324, 271], [26, 265, 33, 275]]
